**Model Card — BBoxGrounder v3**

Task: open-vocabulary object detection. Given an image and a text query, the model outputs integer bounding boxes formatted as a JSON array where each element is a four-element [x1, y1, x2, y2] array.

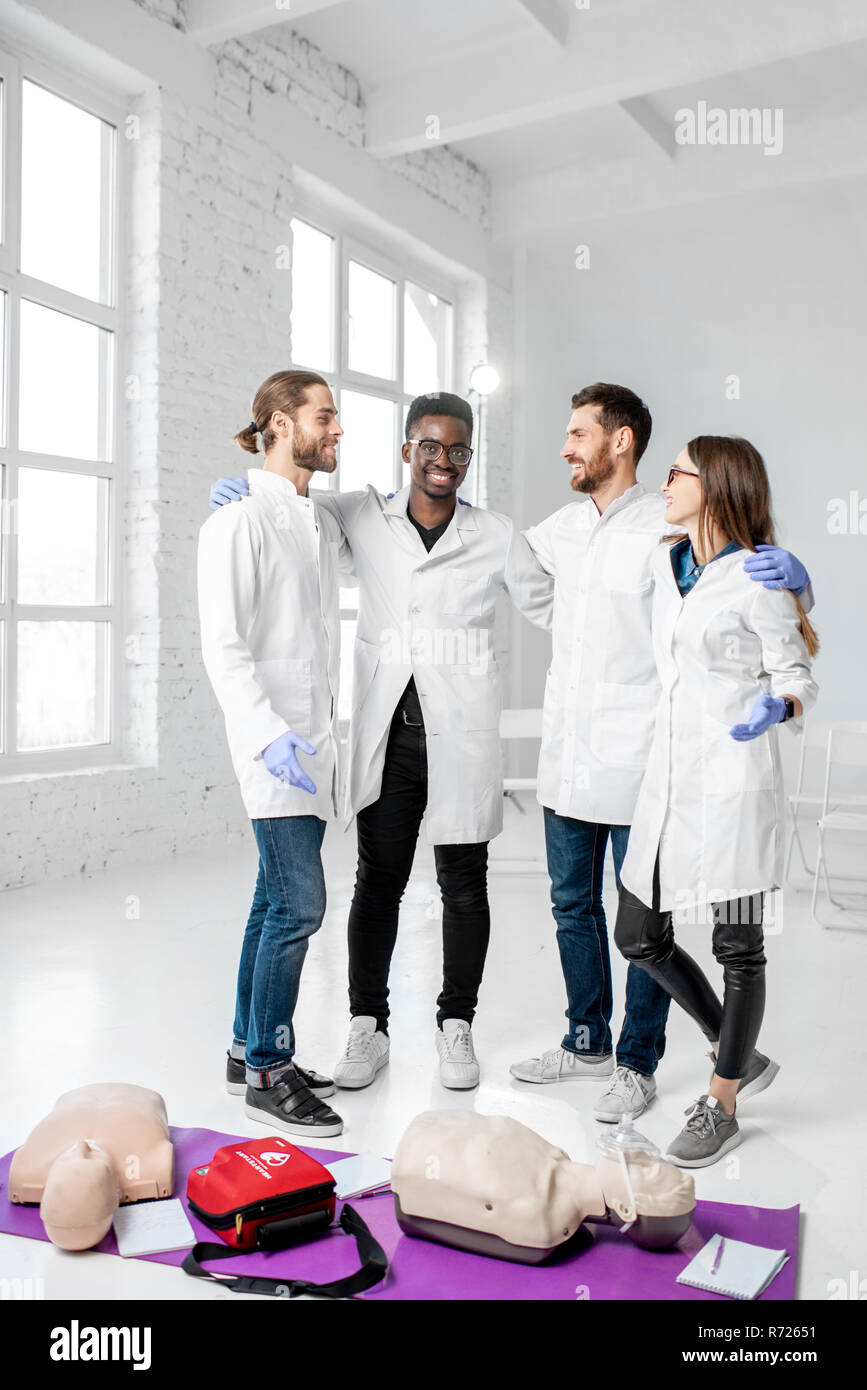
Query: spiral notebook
[[112, 1198, 196, 1257], [677, 1234, 790, 1300]]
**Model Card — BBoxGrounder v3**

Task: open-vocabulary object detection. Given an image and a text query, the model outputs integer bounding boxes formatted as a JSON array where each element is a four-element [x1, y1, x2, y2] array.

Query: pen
[[710, 1235, 725, 1275]]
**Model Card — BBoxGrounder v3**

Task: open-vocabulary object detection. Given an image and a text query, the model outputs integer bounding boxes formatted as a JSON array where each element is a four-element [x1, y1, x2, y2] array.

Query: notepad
[[324, 1153, 392, 1199], [677, 1234, 789, 1299], [112, 1198, 197, 1257]]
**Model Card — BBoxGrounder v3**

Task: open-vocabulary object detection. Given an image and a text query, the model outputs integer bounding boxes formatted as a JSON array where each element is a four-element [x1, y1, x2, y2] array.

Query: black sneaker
[[226, 1052, 335, 1098], [244, 1068, 344, 1139]]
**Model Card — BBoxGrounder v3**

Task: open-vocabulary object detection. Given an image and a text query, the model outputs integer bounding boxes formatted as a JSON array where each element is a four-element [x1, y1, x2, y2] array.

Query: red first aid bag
[[182, 1135, 387, 1299]]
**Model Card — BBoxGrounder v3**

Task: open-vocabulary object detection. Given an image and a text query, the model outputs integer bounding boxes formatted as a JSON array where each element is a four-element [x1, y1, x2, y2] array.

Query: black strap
[[182, 1203, 387, 1300]]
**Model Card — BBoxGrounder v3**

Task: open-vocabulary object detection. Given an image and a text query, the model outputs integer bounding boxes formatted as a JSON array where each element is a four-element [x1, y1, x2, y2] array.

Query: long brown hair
[[234, 370, 328, 455], [671, 435, 819, 656]]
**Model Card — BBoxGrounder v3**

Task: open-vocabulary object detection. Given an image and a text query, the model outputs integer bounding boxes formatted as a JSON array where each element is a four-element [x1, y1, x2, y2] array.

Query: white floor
[[1, 798, 865, 1302]]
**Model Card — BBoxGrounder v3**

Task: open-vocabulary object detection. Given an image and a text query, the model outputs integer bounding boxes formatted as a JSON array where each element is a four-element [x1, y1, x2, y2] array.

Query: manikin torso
[[9, 1084, 174, 1249]]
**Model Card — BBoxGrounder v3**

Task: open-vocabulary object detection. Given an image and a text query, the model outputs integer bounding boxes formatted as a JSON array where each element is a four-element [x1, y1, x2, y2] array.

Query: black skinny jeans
[[614, 858, 766, 1080], [347, 708, 490, 1031]]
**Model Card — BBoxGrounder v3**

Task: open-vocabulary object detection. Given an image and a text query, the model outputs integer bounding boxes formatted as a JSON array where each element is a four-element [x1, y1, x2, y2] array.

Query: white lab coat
[[620, 543, 818, 911], [517, 485, 670, 825], [197, 468, 342, 822], [315, 484, 551, 845]]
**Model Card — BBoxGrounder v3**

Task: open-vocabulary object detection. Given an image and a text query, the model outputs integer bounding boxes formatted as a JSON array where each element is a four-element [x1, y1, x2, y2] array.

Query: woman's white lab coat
[[315, 484, 550, 846], [197, 468, 342, 822], [620, 542, 818, 911]]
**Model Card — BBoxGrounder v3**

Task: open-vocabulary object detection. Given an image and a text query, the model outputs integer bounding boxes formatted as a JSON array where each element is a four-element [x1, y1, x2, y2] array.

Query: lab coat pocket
[[253, 657, 313, 738], [352, 636, 380, 713], [590, 681, 657, 768], [603, 532, 654, 594], [702, 716, 775, 795], [441, 569, 490, 616], [451, 664, 501, 731]]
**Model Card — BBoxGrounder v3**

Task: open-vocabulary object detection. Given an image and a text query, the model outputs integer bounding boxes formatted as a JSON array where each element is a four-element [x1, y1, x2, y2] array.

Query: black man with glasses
[[209, 392, 552, 1092]]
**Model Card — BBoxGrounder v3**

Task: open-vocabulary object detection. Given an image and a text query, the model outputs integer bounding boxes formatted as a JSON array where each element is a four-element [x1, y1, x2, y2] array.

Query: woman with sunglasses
[[614, 436, 818, 1166]]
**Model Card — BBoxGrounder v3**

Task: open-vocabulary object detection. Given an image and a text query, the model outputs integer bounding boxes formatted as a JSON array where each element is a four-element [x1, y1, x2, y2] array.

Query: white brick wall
[[2, 8, 510, 890], [211, 23, 491, 226]]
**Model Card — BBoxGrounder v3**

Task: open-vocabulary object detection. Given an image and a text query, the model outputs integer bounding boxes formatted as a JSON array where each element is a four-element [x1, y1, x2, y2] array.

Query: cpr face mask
[[391, 1111, 695, 1264]]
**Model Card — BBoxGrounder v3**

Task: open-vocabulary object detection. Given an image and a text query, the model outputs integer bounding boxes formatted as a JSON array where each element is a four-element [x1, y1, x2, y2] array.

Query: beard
[[292, 423, 336, 474], [569, 439, 616, 493]]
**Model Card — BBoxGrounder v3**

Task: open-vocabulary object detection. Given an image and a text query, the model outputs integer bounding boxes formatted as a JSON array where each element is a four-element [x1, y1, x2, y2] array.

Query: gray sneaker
[[707, 1049, 780, 1103], [665, 1095, 741, 1168]]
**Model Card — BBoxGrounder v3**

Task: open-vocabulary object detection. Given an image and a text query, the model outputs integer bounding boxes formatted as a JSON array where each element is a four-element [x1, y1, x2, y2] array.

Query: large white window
[[289, 215, 455, 719], [0, 53, 121, 771]]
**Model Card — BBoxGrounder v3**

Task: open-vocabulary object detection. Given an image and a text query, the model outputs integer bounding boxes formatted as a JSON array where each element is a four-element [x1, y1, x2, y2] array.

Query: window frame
[[289, 211, 457, 498], [288, 206, 457, 728], [0, 47, 125, 775]]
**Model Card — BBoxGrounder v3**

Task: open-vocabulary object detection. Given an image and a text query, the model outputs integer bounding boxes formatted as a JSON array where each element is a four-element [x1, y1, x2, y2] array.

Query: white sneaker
[[593, 1066, 657, 1123], [333, 1016, 390, 1089], [436, 1019, 480, 1090], [510, 1046, 614, 1084]]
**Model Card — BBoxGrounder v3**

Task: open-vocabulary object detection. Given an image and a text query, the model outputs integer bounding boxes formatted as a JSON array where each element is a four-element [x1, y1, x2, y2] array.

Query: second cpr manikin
[[391, 1109, 695, 1263]]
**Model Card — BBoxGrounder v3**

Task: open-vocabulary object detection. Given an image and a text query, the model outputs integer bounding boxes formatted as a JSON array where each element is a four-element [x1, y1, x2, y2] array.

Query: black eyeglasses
[[666, 466, 700, 486], [408, 438, 474, 467]]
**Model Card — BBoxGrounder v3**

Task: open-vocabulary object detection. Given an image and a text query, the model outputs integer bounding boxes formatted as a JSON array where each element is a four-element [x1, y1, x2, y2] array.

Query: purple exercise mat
[[0, 1126, 799, 1300]]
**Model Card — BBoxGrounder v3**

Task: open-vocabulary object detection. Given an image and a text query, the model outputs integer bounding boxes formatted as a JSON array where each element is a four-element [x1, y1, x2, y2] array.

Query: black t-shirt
[[395, 505, 453, 725]]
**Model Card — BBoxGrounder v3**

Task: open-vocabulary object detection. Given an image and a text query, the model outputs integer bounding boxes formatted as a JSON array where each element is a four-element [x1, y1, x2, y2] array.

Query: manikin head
[[40, 1139, 121, 1250], [562, 383, 652, 500]]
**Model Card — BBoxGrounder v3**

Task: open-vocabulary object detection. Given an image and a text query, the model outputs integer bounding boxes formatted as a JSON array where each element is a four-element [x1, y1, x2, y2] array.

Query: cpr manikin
[[391, 1110, 695, 1263], [9, 1084, 173, 1250]]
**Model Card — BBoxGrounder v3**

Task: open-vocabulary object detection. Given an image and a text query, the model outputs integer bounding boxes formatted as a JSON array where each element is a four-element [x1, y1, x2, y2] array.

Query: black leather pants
[[614, 859, 766, 1080]]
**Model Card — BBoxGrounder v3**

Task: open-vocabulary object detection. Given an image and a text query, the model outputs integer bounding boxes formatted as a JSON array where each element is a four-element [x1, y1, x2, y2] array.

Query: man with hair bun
[[198, 370, 347, 1137]]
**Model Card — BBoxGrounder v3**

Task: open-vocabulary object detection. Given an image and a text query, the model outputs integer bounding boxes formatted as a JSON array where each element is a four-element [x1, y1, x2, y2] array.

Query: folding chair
[[785, 718, 867, 886], [811, 722, 867, 929], [490, 707, 545, 873]]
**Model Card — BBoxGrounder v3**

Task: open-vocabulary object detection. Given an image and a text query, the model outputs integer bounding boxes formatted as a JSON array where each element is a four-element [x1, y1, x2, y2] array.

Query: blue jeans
[[232, 816, 327, 1088], [543, 808, 670, 1077]]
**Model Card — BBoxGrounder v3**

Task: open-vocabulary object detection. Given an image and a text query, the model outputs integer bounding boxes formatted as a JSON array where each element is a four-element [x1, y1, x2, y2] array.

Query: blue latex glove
[[262, 731, 317, 794], [729, 693, 786, 742], [743, 544, 809, 595], [210, 476, 249, 510]]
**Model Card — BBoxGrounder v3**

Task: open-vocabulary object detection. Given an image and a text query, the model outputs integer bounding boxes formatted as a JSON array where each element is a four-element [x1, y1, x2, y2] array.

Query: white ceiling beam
[[186, 0, 351, 46], [493, 107, 867, 240], [619, 97, 675, 161], [365, 0, 867, 157], [247, 81, 510, 286], [2, 0, 506, 283], [514, 0, 569, 49]]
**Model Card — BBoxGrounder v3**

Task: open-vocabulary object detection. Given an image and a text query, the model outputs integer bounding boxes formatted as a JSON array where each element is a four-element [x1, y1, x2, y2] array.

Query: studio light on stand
[[467, 363, 501, 507]]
